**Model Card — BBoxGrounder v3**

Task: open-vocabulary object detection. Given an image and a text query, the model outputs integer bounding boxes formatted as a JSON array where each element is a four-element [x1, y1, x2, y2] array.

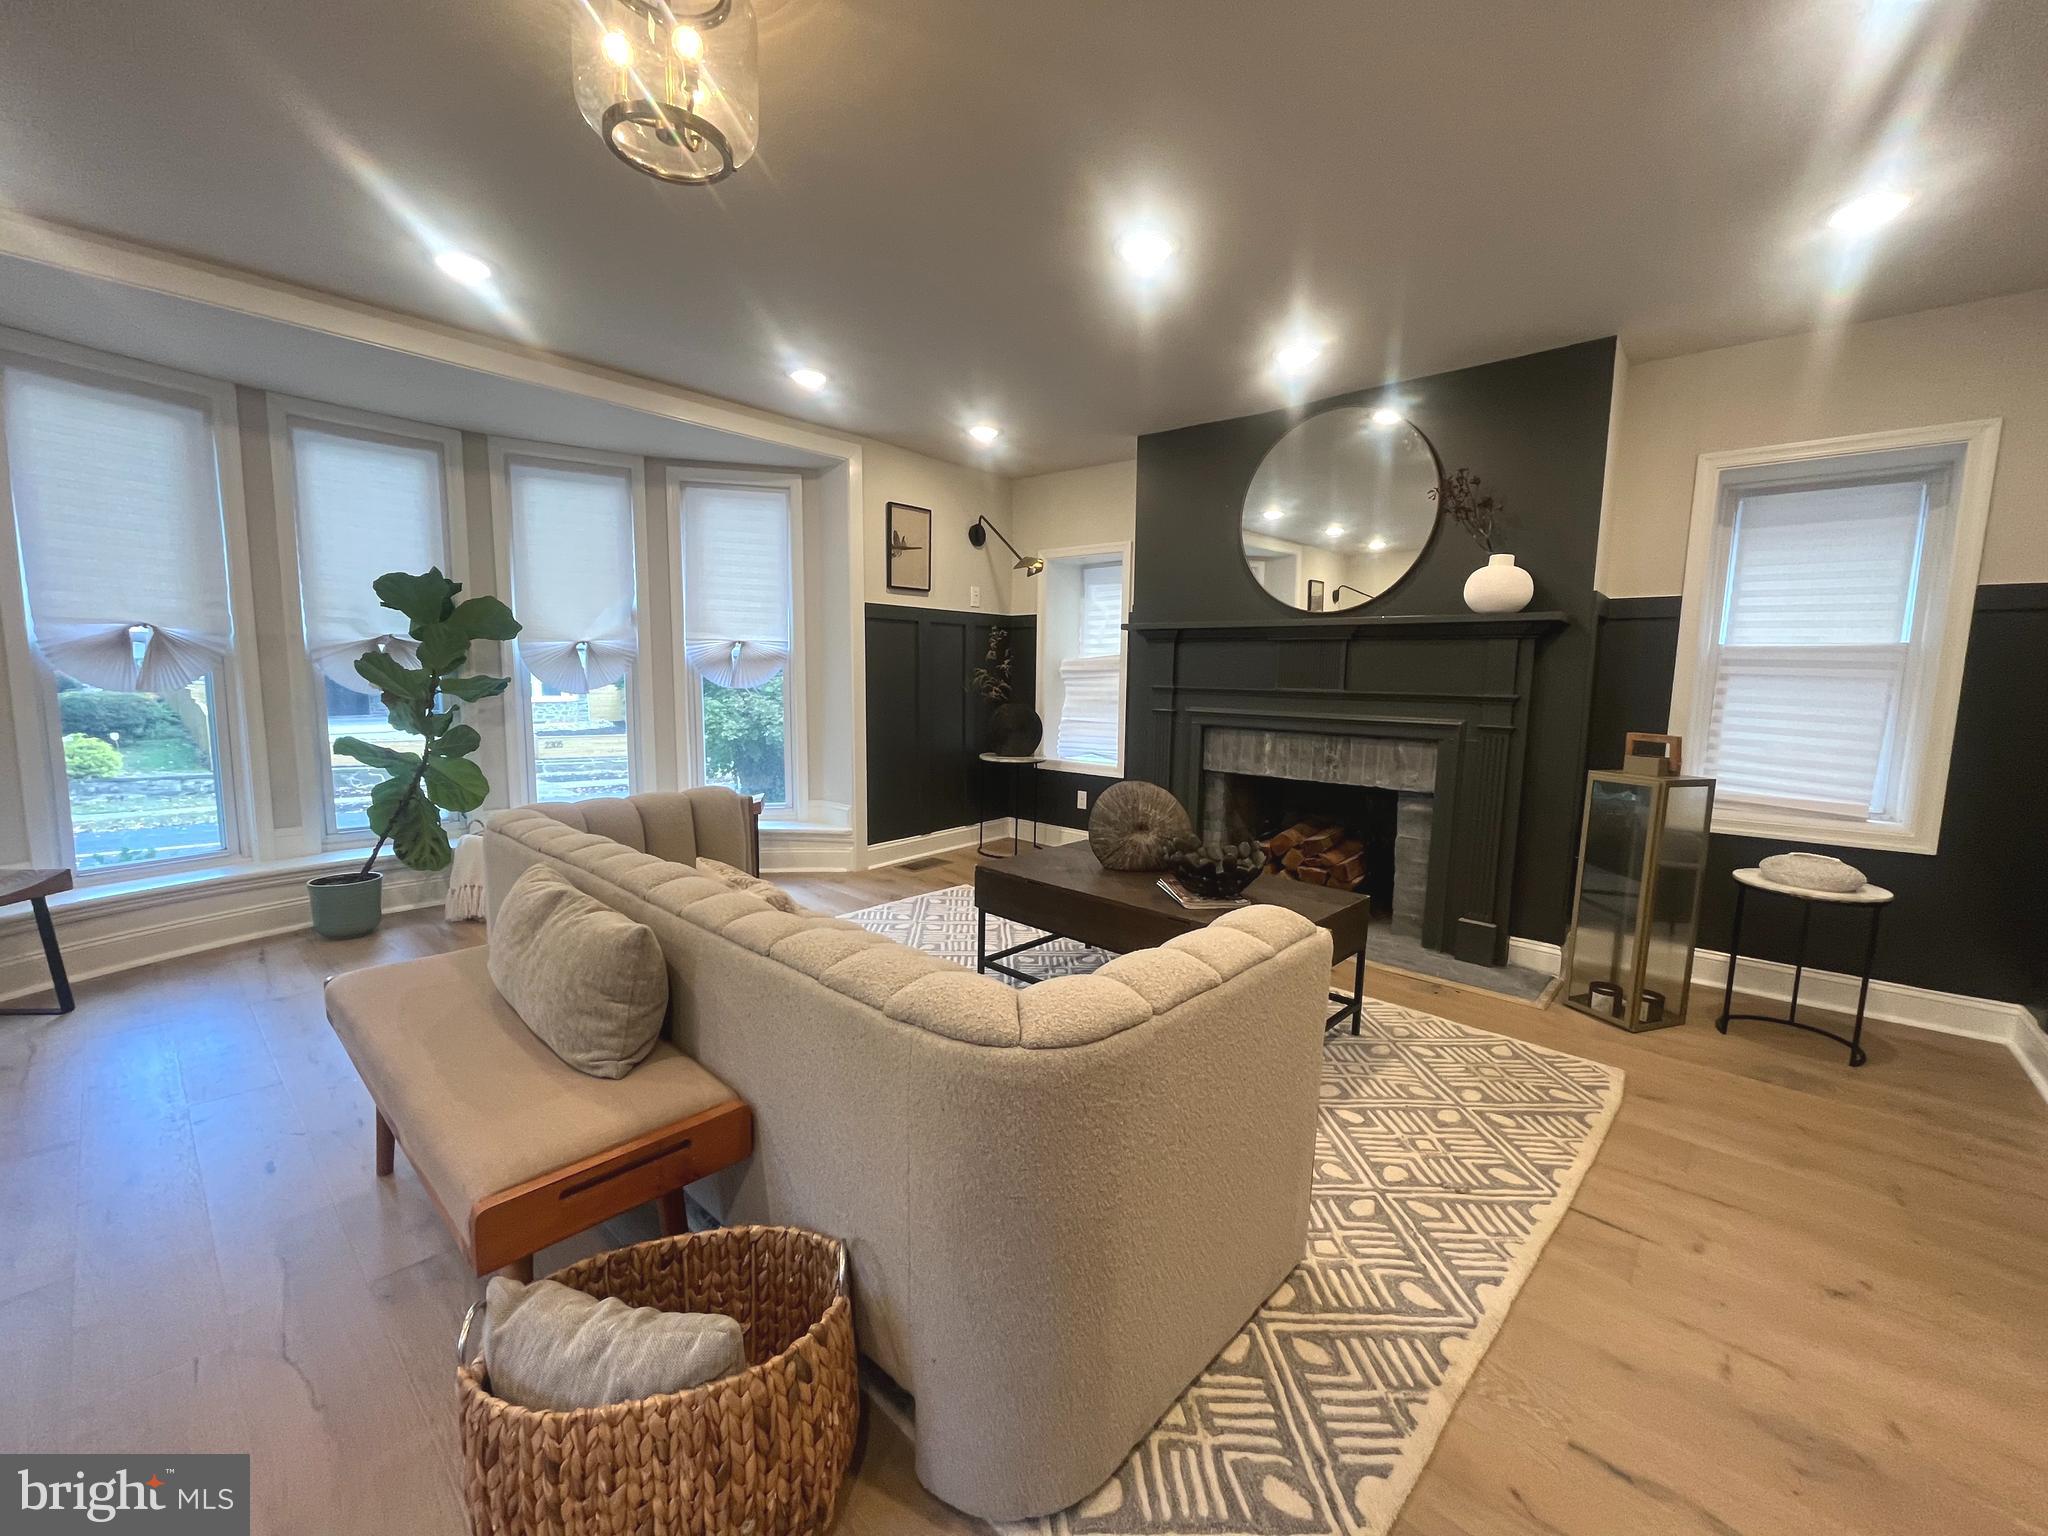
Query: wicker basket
[[457, 1226, 858, 1536]]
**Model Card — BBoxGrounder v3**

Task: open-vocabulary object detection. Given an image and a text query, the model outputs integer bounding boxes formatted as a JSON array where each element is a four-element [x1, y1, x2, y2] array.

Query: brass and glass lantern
[[1562, 752, 1716, 1033], [571, 0, 759, 185]]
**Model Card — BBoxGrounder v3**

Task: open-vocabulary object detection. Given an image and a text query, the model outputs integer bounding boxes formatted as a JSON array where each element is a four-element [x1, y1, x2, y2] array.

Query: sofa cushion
[[1018, 974, 1153, 1048], [885, 971, 1021, 1046], [326, 947, 737, 1225], [1094, 948, 1223, 1014], [488, 865, 668, 1079]]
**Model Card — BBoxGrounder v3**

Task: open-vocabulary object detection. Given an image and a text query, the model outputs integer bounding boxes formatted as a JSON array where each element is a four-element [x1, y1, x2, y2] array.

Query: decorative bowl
[[1167, 839, 1265, 900]]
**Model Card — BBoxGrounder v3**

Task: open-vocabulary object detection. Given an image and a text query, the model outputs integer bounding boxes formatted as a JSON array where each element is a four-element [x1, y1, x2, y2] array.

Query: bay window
[[495, 446, 643, 803], [1670, 422, 1997, 853], [274, 402, 465, 839], [674, 474, 800, 812], [0, 354, 244, 874]]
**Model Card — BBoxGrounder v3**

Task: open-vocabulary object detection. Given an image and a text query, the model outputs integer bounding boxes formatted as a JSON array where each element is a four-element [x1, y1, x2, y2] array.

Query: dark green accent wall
[[1128, 337, 1618, 945]]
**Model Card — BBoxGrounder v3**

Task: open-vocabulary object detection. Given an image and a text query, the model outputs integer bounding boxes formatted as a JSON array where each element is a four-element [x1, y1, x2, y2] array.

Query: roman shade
[[1054, 560, 1124, 764], [1701, 472, 1936, 819], [679, 483, 791, 689], [290, 421, 451, 684], [508, 457, 639, 693], [3, 365, 234, 693]]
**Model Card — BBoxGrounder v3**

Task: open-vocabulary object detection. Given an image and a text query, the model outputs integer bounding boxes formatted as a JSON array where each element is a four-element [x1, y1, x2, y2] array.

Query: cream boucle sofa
[[483, 790, 1331, 1520]]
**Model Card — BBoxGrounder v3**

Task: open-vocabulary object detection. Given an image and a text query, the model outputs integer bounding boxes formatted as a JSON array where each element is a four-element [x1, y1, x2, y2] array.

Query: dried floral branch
[[1431, 467, 1507, 555]]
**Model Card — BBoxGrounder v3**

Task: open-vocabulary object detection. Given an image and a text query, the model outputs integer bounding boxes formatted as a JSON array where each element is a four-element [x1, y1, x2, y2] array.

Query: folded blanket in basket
[[481, 1276, 745, 1411]]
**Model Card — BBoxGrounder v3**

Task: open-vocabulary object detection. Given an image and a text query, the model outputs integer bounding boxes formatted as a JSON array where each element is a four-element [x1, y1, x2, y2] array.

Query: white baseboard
[[864, 820, 1088, 869], [1505, 933, 2046, 1105], [760, 823, 857, 875], [0, 862, 449, 1004]]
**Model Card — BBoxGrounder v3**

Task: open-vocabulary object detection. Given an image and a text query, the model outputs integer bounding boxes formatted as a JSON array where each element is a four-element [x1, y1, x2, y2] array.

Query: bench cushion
[[325, 946, 737, 1238]]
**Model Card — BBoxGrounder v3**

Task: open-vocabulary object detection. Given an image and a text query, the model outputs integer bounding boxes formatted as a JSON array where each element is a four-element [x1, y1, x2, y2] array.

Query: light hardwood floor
[[2, 846, 2043, 1535]]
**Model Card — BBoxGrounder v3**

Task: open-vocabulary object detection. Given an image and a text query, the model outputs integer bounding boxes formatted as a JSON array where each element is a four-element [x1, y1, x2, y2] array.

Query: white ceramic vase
[[1462, 552, 1534, 614]]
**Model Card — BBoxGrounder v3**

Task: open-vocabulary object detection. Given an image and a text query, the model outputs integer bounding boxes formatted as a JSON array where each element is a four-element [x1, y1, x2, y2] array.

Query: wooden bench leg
[[375, 1110, 395, 1178], [657, 1189, 690, 1237], [496, 1255, 534, 1284]]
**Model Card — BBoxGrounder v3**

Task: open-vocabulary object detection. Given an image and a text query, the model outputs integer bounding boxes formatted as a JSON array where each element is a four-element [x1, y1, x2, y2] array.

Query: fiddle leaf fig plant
[[332, 568, 520, 876]]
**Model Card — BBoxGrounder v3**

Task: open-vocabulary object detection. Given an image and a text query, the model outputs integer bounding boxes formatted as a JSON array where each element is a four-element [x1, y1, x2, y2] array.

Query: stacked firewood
[[1260, 821, 1368, 890]]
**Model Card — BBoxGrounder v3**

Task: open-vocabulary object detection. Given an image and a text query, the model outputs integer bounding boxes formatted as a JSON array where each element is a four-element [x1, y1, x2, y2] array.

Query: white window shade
[[1055, 655, 1121, 762], [1077, 561, 1123, 655], [4, 366, 232, 692], [291, 424, 450, 684], [508, 457, 637, 694], [680, 483, 791, 689], [1700, 472, 1935, 821]]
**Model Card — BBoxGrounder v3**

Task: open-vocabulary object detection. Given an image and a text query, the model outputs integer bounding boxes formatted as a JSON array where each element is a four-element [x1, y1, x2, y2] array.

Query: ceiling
[[0, 0, 2044, 476]]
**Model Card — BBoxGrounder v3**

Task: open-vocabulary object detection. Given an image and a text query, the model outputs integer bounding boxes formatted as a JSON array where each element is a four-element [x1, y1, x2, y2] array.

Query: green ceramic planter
[[308, 870, 383, 939]]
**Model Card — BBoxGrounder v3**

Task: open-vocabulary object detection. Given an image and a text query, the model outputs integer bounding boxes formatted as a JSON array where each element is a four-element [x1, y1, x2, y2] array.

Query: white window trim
[[0, 326, 272, 879], [486, 437, 654, 806], [265, 394, 470, 851], [665, 465, 808, 816], [1668, 419, 2000, 855], [1034, 540, 1132, 778]]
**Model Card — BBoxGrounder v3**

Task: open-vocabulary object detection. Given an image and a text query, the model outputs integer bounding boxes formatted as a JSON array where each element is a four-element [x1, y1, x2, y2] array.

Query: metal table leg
[[1, 897, 75, 1017], [1716, 879, 1746, 1037]]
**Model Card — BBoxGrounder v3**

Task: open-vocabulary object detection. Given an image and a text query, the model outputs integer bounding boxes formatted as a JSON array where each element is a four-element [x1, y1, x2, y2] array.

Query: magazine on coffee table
[[1156, 875, 1250, 911]]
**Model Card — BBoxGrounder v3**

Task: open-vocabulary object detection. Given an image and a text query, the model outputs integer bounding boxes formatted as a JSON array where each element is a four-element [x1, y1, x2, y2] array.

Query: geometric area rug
[[843, 885, 1625, 1535]]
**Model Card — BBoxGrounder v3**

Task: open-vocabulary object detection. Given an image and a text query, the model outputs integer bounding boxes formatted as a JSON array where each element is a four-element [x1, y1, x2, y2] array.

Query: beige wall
[[1010, 459, 1137, 554], [1602, 287, 2048, 597], [861, 439, 1019, 613]]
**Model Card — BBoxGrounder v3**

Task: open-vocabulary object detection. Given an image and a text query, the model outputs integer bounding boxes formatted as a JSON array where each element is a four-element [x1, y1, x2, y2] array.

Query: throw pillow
[[488, 865, 668, 1079], [696, 856, 800, 914], [481, 1276, 745, 1411]]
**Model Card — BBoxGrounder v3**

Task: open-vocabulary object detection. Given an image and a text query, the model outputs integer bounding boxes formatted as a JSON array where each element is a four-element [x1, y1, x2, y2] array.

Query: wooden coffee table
[[1, 867, 75, 1017], [974, 842, 1372, 1032]]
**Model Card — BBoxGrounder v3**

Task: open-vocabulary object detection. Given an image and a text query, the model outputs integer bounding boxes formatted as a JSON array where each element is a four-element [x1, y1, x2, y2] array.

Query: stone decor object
[[1462, 551, 1535, 613], [1087, 780, 1193, 871], [1759, 851, 1868, 894]]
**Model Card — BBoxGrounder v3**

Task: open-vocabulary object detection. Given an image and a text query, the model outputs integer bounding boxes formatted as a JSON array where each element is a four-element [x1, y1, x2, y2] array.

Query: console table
[[1, 867, 76, 1017]]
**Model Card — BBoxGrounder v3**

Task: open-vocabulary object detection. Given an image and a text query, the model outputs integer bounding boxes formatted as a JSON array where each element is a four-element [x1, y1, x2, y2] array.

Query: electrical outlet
[[1075, 789, 1088, 810], [969, 584, 982, 609]]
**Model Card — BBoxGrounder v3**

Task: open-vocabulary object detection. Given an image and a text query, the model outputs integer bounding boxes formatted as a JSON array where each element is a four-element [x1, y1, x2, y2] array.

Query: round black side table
[[976, 752, 1044, 857], [1716, 867, 1893, 1068]]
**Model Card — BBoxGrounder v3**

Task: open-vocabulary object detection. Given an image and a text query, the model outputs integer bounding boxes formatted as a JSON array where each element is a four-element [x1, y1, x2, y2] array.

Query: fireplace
[[1132, 611, 1564, 965], [1199, 727, 1435, 939]]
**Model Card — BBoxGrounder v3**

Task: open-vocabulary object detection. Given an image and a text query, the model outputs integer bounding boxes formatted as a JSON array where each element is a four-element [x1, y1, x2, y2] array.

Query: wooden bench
[[327, 946, 752, 1281]]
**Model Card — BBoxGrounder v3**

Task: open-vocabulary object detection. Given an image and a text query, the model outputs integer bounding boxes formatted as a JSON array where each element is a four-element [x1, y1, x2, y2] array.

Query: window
[[676, 477, 798, 810], [499, 450, 641, 803], [1038, 546, 1130, 772], [1670, 423, 1997, 853], [278, 407, 462, 837], [1, 361, 240, 873]]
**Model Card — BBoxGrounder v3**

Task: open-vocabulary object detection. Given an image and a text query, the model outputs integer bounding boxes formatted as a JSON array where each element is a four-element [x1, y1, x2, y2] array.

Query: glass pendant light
[[571, 0, 759, 185]]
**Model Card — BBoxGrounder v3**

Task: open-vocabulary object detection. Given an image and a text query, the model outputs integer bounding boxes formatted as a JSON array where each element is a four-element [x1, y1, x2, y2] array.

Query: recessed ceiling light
[[1827, 188, 1912, 235], [1370, 407, 1404, 427], [1273, 337, 1326, 379], [1367, 536, 1389, 552], [788, 366, 828, 393], [1116, 227, 1178, 279], [968, 422, 1002, 446], [1261, 505, 1284, 522], [1324, 522, 1345, 538], [433, 249, 494, 288]]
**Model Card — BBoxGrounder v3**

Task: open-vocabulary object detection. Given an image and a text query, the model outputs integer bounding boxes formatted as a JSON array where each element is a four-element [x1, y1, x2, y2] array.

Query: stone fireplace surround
[[1132, 611, 1565, 965], [1199, 727, 1436, 939]]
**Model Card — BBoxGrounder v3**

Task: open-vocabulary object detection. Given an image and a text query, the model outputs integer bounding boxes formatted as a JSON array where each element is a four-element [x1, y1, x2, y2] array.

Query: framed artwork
[[887, 501, 932, 593], [1307, 578, 1325, 612]]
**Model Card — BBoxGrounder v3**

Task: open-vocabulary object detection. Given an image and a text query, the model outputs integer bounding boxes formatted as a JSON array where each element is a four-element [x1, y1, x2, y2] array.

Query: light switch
[[969, 584, 982, 609], [1075, 789, 1088, 810]]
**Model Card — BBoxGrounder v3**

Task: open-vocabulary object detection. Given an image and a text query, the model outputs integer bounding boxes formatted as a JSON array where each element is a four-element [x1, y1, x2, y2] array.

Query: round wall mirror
[[1240, 408, 1444, 611]]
